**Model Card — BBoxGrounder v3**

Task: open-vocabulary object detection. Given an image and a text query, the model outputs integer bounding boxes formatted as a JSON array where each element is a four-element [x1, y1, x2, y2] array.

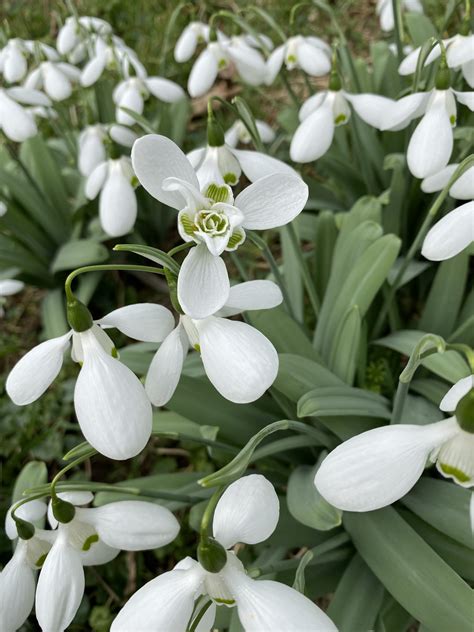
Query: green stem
[[391, 0, 404, 64], [50, 451, 96, 500], [285, 223, 320, 318], [168, 242, 194, 258], [188, 600, 213, 632], [280, 71, 300, 108], [200, 487, 225, 538], [446, 344, 474, 372], [390, 380, 409, 425]]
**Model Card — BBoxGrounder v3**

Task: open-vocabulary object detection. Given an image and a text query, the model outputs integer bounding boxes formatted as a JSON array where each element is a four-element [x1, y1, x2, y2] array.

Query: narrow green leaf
[[41, 289, 69, 338], [405, 12, 438, 45], [51, 239, 109, 273], [292, 550, 314, 593], [328, 305, 361, 383], [273, 354, 343, 402], [113, 243, 179, 274], [12, 461, 48, 503], [298, 386, 391, 419]]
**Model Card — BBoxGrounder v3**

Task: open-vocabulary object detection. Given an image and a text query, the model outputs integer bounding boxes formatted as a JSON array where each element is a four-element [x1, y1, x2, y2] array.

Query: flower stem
[[391, 0, 404, 64], [285, 223, 320, 319], [200, 487, 225, 538], [187, 600, 213, 632]]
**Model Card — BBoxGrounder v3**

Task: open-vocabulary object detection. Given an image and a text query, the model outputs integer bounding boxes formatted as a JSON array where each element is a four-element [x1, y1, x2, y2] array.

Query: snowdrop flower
[[81, 35, 146, 87], [113, 76, 185, 126], [174, 21, 211, 62], [0, 86, 51, 142], [111, 475, 337, 632], [0, 200, 7, 215], [132, 134, 308, 318], [0, 38, 29, 83], [5, 302, 178, 459], [0, 278, 24, 317], [36, 491, 180, 632], [24, 61, 81, 101], [315, 375, 474, 512], [422, 200, 474, 261], [57, 15, 112, 55], [265, 35, 331, 85], [399, 34, 474, 87], [78, 124, 107, 177], [376, 0, 423, 32], [225, 119, 275, 148], [421, 163, 474, 200], [85, 156, 138, 236], [146, 280, 282, 405]]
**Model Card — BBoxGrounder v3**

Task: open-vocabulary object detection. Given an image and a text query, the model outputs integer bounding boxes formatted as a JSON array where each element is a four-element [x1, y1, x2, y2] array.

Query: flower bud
[[67, 296, 94, 332], [456, 389, 474, 433], [51, 497, 76, 523], [197, 536, 227, 573]]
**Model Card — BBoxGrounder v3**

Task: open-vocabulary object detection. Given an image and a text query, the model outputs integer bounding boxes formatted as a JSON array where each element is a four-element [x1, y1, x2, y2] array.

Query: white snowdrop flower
[[85, 156, 138, 236], [27, 104, 58, 120], [399, 34, 474, 87], [145, 279, 283, 405], [0, 86, 51, 142], [80, 35, 146, 87], [57, 15, 112, 55], [5, 302, 176, 459], [241, 33, 274, 52], [174, 21, 211, 62], [376, 0, 423, 32], [111, 475, 337, 632], [113, 75, 185, 126], [224, 119, 275, 148], [108, 123, 139, 147], [315, 375, 474, 512], [421, 163, 474, 200], [35, 491, 179, 632], [265, 35, 331, 85], [421, 201, 474, 261], [0, 200, 7, 216], [0, 278, 24, 317], [78, 124, 107, 177], [0, 38, 29, 83], [24, 61, 81, 101], [132, 134, 308, 318]]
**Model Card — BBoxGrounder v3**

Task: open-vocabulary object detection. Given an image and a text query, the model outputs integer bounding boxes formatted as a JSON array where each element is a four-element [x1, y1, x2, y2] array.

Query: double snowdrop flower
[[111, 475, 337, 632], [421, 200, 474, 261], [132, 134, 308, 318], [0, 278, 24, 316], [34, 491, 180, 632], [0, 85, 51, 142], [315, 375, 474, 512], [5, 302, 180, 459], [78, 123, 138, 177], [225, 119, 275, 148], [145, 280, 282, 405], [399, 34, 474, 87], [24, 61, 81, 101], [266, 35, 331, 85], [85, 156, 138, 236], [113, 75, 185, 126], [57, 15, 112, 56], [376, 0, 423, 32]]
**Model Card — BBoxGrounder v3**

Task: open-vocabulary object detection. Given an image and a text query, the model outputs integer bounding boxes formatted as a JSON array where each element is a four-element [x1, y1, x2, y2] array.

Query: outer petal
[[0, 93, 37, 142], [453, 90, 474, 111], [447, 35, 474, 68], [232, 148, 298, 182], [0, 544, 36, 632], [265, 45, 285, 85], [345, 93, 396, 129], [226, 569, 337, 632], [6, 331, 71, 405], [35, 532, 85, 632], [146, 76, 186, 103], [109, 124, 138, 147], [6, 87, 51, 107], [47, 491, 94, 529], [131, 134, 199, 210], [188, 48, 219, 98], [80, 52, 107, 87], [314, 418, 459, 511], [216, 280, 283, 317], [145, 324, 188, 406], [290, 101, 334, 162], [237, 173, 308, 229], [407, 95, 453, 178], [462, 60, 474, 88], [440, 375, 474, 412], [43, 64, 72, 101], [98, 303, 175, 342], [77, 501, 179, 550], [197, 316, 278, 403], [380, 91, 430, 131], [230, 43, 267, 86], [0, 279, 24, 296], [78, 132, 106, 177], [178, 245, 230, 319], [79, 539, 120, 566], [421, 164, 474, 200], [213, 475, 280, 548], [398, 44, 441, 75], [297, 41, 331, 76], [116, 85, 144, 126], [421, 202, 474, 261], [99, 168, 137, 236], [111, 566, 204, 632], [6, 499, 47, 539], [174, 25, 199, 62], [74, 329, 152, 460], [85, 161, 108, 199]]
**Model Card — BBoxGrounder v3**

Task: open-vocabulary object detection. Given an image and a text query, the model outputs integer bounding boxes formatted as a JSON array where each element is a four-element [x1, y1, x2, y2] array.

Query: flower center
[[195, 209, 229, 235]]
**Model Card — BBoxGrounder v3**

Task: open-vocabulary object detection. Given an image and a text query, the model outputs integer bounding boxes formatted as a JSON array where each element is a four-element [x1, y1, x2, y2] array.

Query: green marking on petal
[[218, 58, 227, 69], [35, 553, 47, 568], [227, 230, 245, 250], [214, 598, 236, 605], [194, 343, 201, 352], [439, 463, 470, 483], [287, 54, 297, 63], [111, 347, 118, 359], [334, 114, 347, 125], [450, 115, 456, 125], [131, 175, 139, 187], [180, 213, 197, 236], [82, 533, 99, 551], [206, 184, 230, 203], [223, 173, 238, 185]]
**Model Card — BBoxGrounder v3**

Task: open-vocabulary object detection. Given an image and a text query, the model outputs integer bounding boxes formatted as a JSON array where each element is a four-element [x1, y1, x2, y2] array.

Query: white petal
[[111, 566, 204, 632], [6, 86, 51, 106], [453, 90, 474, 111], [80, 52, 107, 87], [290, 100, 334, 162], [178, 245, 230, 319], [0, 279, 24, 296], [297, 40, 331, 76], [421, 164, 457, 193], [237, 173, 308, 229], [314, 419, 459, 511], [78, 131, 106, 177], [99, 168, 137, 237], [43, 63, 72, 101], [407, 94, 453, 178], [6, 332, 71, 405], [299, 92, 327, 121], [213, 475, 279, 548], [77, 501, 179, 550], [145, 324, 188, 406], [265, 45, 285, 85], [447, 35, 474, 68], [174, 25, 199, 62], [47, 491, 94, 529], [98, 303, 175, 342], [0, 92, 37, 142], [398, 44, 441, 75], [187, 147, 206, 169], [216, 280, 282, 317], [345, 93, 396, 129], [440, 375, 474, 412], [188, 48, 219, 98], [85, 161, 108, 199], [116, 85, 144, 126], [380, 91, 430, 130], [436, 431, 474, 487], [197, 316, 278, 403], [35, 532, 85, 632], [79, 539, 120, 566], [226, 569, 337, 632], [232, 148, 298, 183], [146, 77, 185, 103], [230, 43, 267, 86], [462, 60, 474, 88], [6, 499, 47, 539], [422, 164, 474, 200], [57, 20, 78, 55], [131, 134, 199, 210], [256, 120, 275, 144], [421, 202, 474, 261], [0, 544, 36, 632], [74, 329, 152, 460], [109, 124, 138, 148]]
